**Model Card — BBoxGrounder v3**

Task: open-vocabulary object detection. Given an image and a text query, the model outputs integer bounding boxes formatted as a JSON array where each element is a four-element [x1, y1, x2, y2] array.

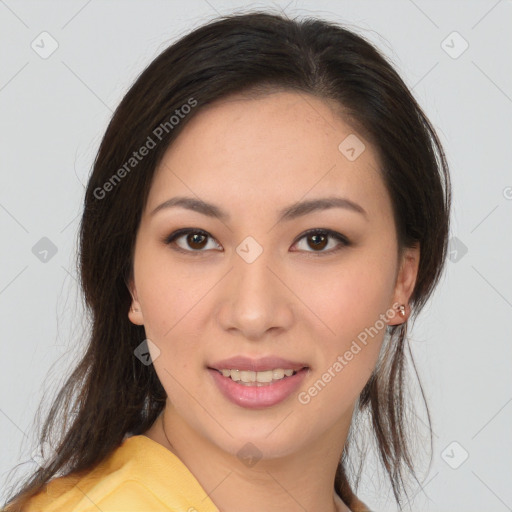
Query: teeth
[[256, 370, 273, 383], [272, 369, 285, 379], [217, 368, 299, 384], [240, 370, 256, 383]]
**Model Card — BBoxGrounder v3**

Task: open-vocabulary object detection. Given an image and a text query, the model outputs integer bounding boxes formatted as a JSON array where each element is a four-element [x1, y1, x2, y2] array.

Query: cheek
[[134, 246, 205, 338], [304, 259, 395, 342], [136, 266, 201, 400], [299, 250, 396, 393], [300, 275, 388, 415], [134, 255, 217, 391]]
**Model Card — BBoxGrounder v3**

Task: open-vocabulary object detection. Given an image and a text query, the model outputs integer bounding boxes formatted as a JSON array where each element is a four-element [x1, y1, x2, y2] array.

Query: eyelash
[[163, 228, 351, 257]]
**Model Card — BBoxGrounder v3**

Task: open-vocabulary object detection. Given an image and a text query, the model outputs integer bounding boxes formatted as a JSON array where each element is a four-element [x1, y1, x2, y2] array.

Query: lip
[[208, 367, 309, 409], [208, 355, 309, 372]]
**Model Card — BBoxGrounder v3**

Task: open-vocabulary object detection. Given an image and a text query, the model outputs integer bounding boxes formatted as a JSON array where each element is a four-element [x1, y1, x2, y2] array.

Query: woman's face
[[129, 90, 419, 459]]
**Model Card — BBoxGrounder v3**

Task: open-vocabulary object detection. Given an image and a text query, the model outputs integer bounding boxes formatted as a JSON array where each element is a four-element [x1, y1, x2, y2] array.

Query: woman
[[3, 11, 451, 512]]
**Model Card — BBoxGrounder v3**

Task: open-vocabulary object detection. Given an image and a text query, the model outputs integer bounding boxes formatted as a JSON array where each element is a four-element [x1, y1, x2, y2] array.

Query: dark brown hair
[[3, 11, 450, 511]]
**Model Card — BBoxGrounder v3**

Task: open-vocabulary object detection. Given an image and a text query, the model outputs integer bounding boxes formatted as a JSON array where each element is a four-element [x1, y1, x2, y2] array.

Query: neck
[[147, 401, 354, 512]]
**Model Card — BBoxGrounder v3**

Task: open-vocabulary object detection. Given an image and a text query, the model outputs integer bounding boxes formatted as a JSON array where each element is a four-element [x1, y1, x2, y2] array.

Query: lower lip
[[208, 368, 308, 409]]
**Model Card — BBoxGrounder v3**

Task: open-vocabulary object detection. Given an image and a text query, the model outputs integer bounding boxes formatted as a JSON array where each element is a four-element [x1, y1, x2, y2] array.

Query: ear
[[127, 276, 144, 326], [387, 243, 420, 326]]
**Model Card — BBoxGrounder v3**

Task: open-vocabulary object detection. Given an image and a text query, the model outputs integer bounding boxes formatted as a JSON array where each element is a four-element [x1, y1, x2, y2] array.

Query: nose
[[216, 247, 294, 341]]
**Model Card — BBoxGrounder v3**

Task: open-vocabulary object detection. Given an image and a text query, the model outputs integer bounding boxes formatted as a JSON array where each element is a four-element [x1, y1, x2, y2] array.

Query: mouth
[[207, 360, 310, 409], [208, 367, 307, 387]]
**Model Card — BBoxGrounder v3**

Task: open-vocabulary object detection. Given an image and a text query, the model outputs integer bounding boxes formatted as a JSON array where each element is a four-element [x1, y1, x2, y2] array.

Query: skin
[[128, 90, 419, 512]]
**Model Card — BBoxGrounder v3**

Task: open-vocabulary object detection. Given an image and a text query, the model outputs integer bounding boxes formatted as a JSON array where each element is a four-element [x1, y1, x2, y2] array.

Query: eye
[[291, 228, 350, 255], [164, 228, 351, 256], [164, 228, 222, 255]]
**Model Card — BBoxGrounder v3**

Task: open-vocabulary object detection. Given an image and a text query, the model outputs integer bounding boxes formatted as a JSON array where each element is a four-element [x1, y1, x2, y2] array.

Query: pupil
[[188, 233, 206, 249], [309, 234, 327, 250]]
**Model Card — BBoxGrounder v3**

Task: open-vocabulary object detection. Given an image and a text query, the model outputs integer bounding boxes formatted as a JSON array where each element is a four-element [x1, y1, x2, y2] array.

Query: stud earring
[[398, 304, 406, 317]]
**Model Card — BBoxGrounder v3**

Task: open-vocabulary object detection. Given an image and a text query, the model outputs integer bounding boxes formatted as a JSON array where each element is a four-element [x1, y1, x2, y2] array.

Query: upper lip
[[208, 356, 309, 372]]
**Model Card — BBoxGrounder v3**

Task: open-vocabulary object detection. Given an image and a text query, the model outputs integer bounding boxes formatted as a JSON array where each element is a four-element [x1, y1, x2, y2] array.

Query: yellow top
[[24, 435, 219, 512], [22, 435, 371, 512]]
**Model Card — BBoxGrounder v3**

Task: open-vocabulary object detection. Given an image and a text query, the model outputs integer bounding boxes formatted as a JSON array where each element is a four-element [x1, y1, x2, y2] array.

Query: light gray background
[[1, 1, 511, 511]]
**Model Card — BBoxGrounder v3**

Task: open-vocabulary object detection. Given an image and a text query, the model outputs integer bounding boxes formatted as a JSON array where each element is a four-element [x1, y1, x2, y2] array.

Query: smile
[[216, 368, 298, 385], [208, 367, 309, 408]]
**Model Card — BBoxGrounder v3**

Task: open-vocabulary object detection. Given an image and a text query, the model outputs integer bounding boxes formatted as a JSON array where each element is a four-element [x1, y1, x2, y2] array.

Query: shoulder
[[24, 435, 219, 512]]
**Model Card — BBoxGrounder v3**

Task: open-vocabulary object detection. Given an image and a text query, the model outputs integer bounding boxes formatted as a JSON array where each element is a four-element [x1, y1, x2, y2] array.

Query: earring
[[131, 306, 139, 313], [398, 304, 406, 317]]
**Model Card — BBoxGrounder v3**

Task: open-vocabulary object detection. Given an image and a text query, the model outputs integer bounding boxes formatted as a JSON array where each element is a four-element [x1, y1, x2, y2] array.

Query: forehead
[[148, 91, 391, 222]]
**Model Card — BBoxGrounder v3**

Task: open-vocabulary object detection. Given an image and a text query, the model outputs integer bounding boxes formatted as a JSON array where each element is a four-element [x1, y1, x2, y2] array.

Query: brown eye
[[186, 232, 208, 249], [165, 228, 222, 254], [307, 233, 328, 251], [292, 229, 350, 255]]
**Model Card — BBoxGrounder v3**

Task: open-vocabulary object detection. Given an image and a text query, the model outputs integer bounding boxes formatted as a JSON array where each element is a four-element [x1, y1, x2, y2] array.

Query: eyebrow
[[150, 195, 368, 222]]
